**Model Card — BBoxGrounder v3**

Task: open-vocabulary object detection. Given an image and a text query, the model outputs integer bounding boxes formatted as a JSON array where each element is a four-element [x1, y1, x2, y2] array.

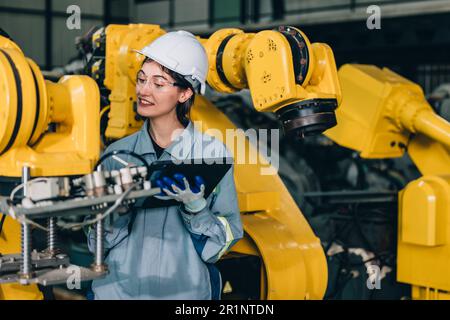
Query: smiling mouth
[[138, 97, 155, 106]]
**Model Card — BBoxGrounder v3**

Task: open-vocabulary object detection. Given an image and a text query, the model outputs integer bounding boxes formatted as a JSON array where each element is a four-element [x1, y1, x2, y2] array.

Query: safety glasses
[[136, 73, 180, 92]]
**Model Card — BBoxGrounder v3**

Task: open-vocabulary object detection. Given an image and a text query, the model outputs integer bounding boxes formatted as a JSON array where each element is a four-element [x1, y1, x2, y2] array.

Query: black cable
[[351, 203, 389, 267], [355, 159, 368, 189], [96, 150, 150, 170], [99, 107, 110, 148], [0, 213, 6, 236]]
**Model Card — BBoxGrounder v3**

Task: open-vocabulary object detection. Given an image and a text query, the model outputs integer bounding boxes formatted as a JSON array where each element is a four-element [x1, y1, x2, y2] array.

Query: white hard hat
[[134, 30, 208, 95]]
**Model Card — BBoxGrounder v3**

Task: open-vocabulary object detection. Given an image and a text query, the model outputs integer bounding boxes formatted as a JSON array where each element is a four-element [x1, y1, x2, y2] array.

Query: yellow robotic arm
[[0, 35, 100, 177], [325, 64, 450, 169], [202, 26, 342, 138], [325, 64, 450, 299]]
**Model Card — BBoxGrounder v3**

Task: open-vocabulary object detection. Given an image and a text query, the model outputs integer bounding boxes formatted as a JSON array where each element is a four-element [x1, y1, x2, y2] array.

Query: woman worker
[[87, 31, 243, 300]]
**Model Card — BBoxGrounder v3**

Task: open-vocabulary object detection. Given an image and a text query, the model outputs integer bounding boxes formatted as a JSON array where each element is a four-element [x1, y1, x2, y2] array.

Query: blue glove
[[155, 173, 207, 213]]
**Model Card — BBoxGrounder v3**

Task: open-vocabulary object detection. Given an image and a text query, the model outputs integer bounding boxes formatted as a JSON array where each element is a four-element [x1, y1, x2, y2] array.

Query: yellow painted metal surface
[[191, 96, 328, 299], [203, 28, 244, 93], [0, 47, 38, 155], [0, 217, 43, 300], [27, 59, 49, 145], [401, 176, 449, 247], [408, 135, 450, 175], [412, 285, 450, 300], [326, 64, 413, 158], [237, 191, 280, 213], [221, 32, 255, 90], [0, 35, 22, 52]]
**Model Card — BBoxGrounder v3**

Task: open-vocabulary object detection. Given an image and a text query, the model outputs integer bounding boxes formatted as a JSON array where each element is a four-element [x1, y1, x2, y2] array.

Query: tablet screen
[[140, 157, 233, 208]]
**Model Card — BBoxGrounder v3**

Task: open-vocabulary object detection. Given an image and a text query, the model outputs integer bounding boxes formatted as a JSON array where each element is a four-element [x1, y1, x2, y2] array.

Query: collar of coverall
[[134, 119, 195, 160]]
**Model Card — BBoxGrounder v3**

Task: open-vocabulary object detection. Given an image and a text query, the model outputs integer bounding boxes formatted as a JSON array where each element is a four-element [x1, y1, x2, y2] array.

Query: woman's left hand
[[155, 173, 207, 213]]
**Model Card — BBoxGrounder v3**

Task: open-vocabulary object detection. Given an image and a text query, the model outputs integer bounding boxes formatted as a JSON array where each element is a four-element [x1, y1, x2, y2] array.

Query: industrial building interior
[[1, 0, 450, 301]]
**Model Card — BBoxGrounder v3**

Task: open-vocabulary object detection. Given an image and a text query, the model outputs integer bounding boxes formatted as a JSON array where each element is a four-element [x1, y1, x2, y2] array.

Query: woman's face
[[136, 60, 192, 119]]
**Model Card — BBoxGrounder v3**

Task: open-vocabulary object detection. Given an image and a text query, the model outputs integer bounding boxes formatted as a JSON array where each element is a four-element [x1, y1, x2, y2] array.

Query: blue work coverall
[[87, 120, 243, 299]]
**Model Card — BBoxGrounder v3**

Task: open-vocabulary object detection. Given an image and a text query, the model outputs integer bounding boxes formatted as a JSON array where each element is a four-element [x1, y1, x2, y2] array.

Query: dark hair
[[141, 57, 195, 127]]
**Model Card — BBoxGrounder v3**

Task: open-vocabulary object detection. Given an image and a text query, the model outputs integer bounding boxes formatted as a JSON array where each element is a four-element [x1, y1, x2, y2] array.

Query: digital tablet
[[139, 157, 233, 209]]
